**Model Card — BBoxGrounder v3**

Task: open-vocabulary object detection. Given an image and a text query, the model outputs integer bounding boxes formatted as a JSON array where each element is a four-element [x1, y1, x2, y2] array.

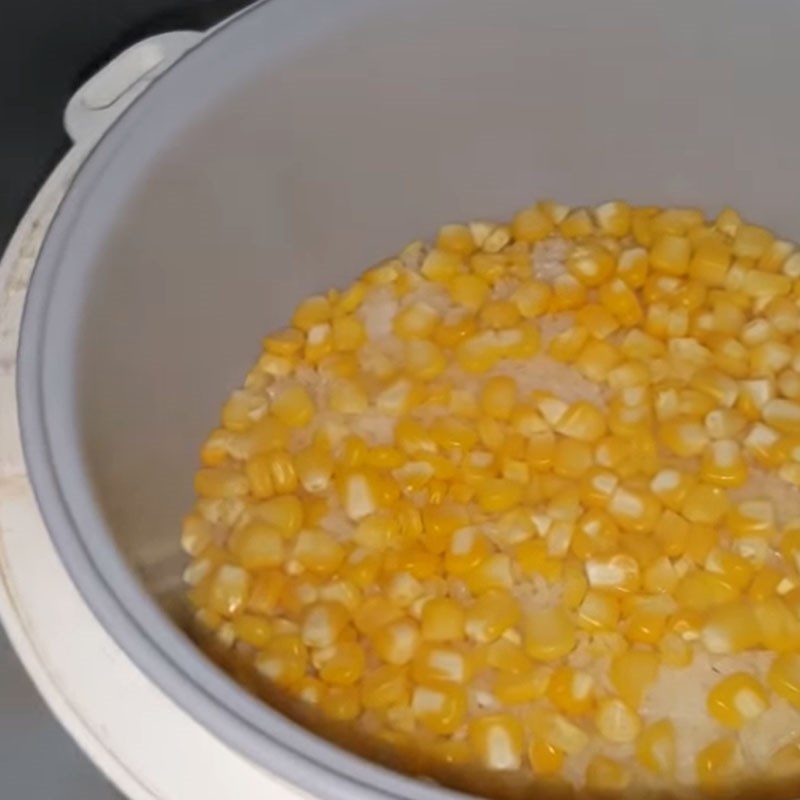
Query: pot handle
[[63, 30, 204, 144]]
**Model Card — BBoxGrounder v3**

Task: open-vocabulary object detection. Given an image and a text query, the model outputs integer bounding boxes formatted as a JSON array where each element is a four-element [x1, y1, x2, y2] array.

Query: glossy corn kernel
[[361, 664, 409, 710], [637, 720, 676, 776], [567, 242, 616, 287], [373, 618, 420, 666], [528, 738, 565, 776], [469, 714, 524, 771], [696, 737, 739, 789], [768, 653, 800, 708], [528, 709, 589, 756], [465, 589, 520, 643], [547, 667, 595, 715], [256, 634, 308, 687], [701, 602, 760, 654], [707, 673, 769, 729], [411, 682, 467, 734], [523, 606, 576, 661], [610, 650, 659, 707], [494, 667, 551, 705]]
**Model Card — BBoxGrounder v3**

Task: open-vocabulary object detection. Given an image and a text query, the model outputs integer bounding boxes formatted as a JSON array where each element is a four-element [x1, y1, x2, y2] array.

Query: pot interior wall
[[75, 0, 800, 605]]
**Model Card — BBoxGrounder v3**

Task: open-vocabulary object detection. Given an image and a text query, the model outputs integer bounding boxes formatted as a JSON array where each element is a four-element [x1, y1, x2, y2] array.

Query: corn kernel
[[523, 607, 576, 661], [469, 714, 524, 771]]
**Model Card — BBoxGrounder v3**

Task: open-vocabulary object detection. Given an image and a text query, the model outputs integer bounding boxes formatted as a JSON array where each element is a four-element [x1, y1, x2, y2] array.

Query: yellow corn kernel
[[529, 710, 590, 759], [251, 495, 303, 537], [248, 450, 298, 497], [484, 638, 533, 675], [229, 522, 284, 570], [361, 664, 409, 710], [256, 634, 308, 687], [550, 273, 587, 311], [463, 553, 514, 594], [574, 339, 622, 382], [512, 203, 555, 242], [293, 295, 331, 331], [728, 499, 777, 539], [448, 273, 490, 311], [469, 714, 524, 771], [607, 486, 661, 534], [318, 641, 366, 686], [474, 478, 523, 513], [479, 300, 520, 330], [373, 617, 421, 666], [599, 278, 644, 327], [393, 301, 440, 341], [690, 238, 732, 286], [420, 598, 465, 642], [293, 447, 334, 494], [658, 417, 709, 458], [595, 697, 641, 744], [696, 737, 739, 789], [292, 529, 345, 575], [701, 601, 760, 654], [528, 738, 565, 776], [566, 242, 616, 287], [651, 510, 691, 560], [444, 526, 491, 575], [734, 223, 774, 259], [636, 720, 676, 777], [421, 248, 463, 282], [181, 514, 214, 557], [207, 564, 251, 617], [585, 755, 630, 792], [763, 397, 800, 435], [575, 304, 620, 340], [625, 608, 668, 645], [659, 632, 693, 668], [299, 601, 351, 650], [549, 438, 592, 479], [264, 327, 304, 358], [320, 686, 361, 721], [437, 224, 476, 256], [769, 654, 800, 708], [680, 483, 730, 525], [554, 401, 607, 443], [699, 440, 747, 488], [707, 673, 768, 729], [523, 606, 576, 662], [610, 651, 659, 707], [271, 384, 314, 428], [509, 281, 551, 321], [403, 340, 446, 381], [557, 207, 593, 239], [768, 740, 800, 779], [480, 375, 518, 420], [464, 589, 520, 645], [705, 548, 753, 591], [614, 248, 648, 291], [411, 682, 467, 735], [650, 234, 691, 276], [577, 591, 620, 631], [547, 666, 595, 715], [585, 553, 640, 595], [494, 667, 551, 706], [593, 200, 631, 237]]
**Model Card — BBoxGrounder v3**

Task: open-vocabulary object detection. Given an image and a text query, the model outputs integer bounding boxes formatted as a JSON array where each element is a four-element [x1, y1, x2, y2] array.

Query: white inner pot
[[17, 0, 800, 798]]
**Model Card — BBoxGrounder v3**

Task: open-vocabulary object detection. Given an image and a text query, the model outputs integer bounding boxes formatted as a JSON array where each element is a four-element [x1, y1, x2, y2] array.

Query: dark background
[[0, 0, 252, 252], [0, 3, 251, 797]]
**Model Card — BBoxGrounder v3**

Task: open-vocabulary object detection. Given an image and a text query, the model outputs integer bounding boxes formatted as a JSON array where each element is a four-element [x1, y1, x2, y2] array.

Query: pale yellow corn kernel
[[557, 207, 593, 239], [206, 564, 251, 618], [194, 468, 249, 499], [475, 478, 523, 514], [330, 315, 365, 352], [334, 280, 367, 315], [701, 601, 760, 654], [464, 553, 514, 594], [246, 450, 297, 497], [292, 295, 331, 331], [700, 440, 747, 488], [511, 280, 552, 319], [585, 755, 630, 792], [385, 572, 425, 609], [705, 409, 747, 440], [599, 279, 644, 328], [464, 589, 520, 644], [264, 327, 304, 358], [250, 495, 303, 538], [650, 233, 691, 276], [593, 200, 630, 238], [546, 666, 595, 716], [300, 601, 350, 649], [768, 740, 800, 779], [529, 709, 590, 758], [659, 632, 693, 668], [318, 641, 366, 687], [494, 666, 550, 707], [536, 199, 570, 225], [363, 258, 401, 285], [768, 653, 800, 708], [554, 401, 607, 443], [643, 555, 679, 595], [373, 617, 420, 666], [479, 299, 520, 329], [779, 369, 800, 400], [360, 664, 409, 710], [566, 242, 616, 287], [607, 486, 661, 533], [256, 634, 308, 687], [744, 422, 783, 467], [763, 397, 800, 435], [734, 223, 774, 259], [637, 720, 676, 777], [577, 591, 620, 631], [482, 638, 532, 677], [715, 206, 742, 236], [551, 273, 588, 311], [547, 325, 590, 362], [595, 697, 641, 744], [785, 251, 800, 278], [293, 529, 345, 575], [689, 238, 732, 286], [393, 302, 440, 340], [411, 642, 472, 684], [411, 682, 467, 735], [696, 737, 739, 789], [303, 322, 333, 362], [707, 673, 769, 729], [574, 340, 622, 384], [421, 248, 463, 282], [421, 598, 465, 642], [437, 223, 476, 256], [512, 204, 555, 242], [351, 596, 402, 636], [229, 522, 285, 570], [271, 384, 314, 428], [728, 499, 776, 538], [448, 273, 490, 311], [468, 714, 524, 771], [181, 514, 214, 557], [677, 483, 729, 527], [221, 390, 268, 433], [445, 526, 491, 575], [527, 738, 565, 776], [651, 510, 691, 559], [320, 686, 361, 721], [404, 340, 447, 381], [585, 552, 640, 595], [480, 375, 518, 420], [610, 650, 659, 707], [481, 224, 512, 253], [575, 304, 620, 340], [523, 606, 576, 662], [705, 548, 754, 591]]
